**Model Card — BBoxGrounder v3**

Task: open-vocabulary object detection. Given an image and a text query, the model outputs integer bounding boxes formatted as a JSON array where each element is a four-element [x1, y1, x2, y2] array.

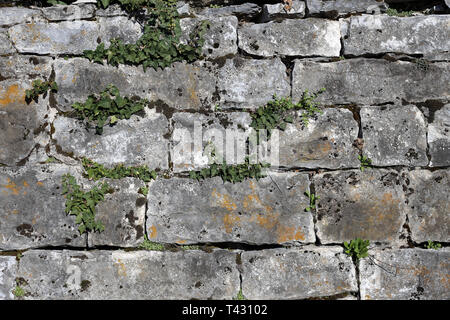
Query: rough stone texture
[[216, 57, 290, 109], [361, 105, 428, 166], [0, 7, 42, 27], [404, 170, 450, 243], [238, 19, 340, 57], [292, 59, 450, 105], [41, 4, 96, 21], [428, 105, 450, 167], [146, 172, 315, 245], [0, 165, 86, 250], [95, 4, 127, 17], [54, 58, 216, 112], [241, 247, 358, 299], [0, 29, 15, 55], [198, 3, 261, 20], [344, 15, 450, 59], [261, 0, 305, 22], [0, 55, 53, 80], [171, 112, 252, 172], [15, 249, 239, 299], [276, 108, 360, 169], [360, 248, 450, 300], [307, 0, 387, 17], [180, 16, 238, 59], [97, 16, 142, 47], [0, 256, 16, 300], [314, 169, 407, 244], [52, 111, 169, 169], [87, 178, 147, 247]]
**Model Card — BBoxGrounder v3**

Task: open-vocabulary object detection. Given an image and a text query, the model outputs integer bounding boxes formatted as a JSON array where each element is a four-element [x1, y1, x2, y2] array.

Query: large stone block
[[146, 172, 315, 245], [428, 104, 450, 167], [261, 0, 305, 22], [216, 57, 290, 109], [0, 7, 42, 27], [292, 59, 450, 105], [54, 58, 216, 112], [241, 247, 358, 299], [361, 105, 428, 166], [238, 19, 340, 57], [0, 164, 86, 250], [51, 111, 169, 169], [15, 249, 239, 299], [314, 169, 407, 244], [0, 29, 15, 55], [41, 4, 96, 21], [97, 16, 142, 47], [0, 55, 53, 80], [343, 15, 450, 59], [198, 3, 261, 20], [404, 170, 450, 243], [0, 256, 16, 300], [360, 249, 450, 300], [306, 0, 386, 17]]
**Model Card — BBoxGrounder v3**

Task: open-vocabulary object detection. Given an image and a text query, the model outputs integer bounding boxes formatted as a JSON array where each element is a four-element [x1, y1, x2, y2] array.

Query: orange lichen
[[212, 189, 237, 211], [115, 259, 127, 277], [223, 213, 240, 233], [0, 84, 26, 106], [148, 225, 157, 238], [276, 225, 305, 243]]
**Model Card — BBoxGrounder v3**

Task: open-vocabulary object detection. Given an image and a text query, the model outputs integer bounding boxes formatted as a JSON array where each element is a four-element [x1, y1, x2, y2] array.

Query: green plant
[[62, 174, 111, 234], [12, 285, 25, 298], [358, 155, 372, 171], [47, 0, 68, 4], [72, 84, 148, 134], [138, 186, 149, 196], [139, 234, 165, 250], [82, 158, 157, 182], [344, 238, 370, 261], [44, 157, 58, 163], [188, 157, 270, 183], [304, 190, 319, 212], [25, 79, 58, 103], [250, 89, 325, 140], [386, 8, 414, 17], [84, 0, 209, 71], [181, 245, 200, 250], [426, 240, 442, 250], [234, 288, 246, 300]]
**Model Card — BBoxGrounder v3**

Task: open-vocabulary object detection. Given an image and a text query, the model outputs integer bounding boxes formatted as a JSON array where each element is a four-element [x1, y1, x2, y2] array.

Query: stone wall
[[0, 0, 449, 300]]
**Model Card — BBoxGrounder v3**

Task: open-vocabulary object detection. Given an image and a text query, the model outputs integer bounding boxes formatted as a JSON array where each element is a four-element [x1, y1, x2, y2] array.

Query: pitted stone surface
[[198, 3, 261, 20], [171, 112, 252, 172], [41, 4, 96, 21], [307, 0, 386, 17], [0, 7, 42, 27], [15, 249, 240, 299], [276, 108, 359, 169], [216, 57, 290, 109], [361, 105, 428, 166], [0, 256, 16, 300], [146, 173, 315, 245], [97, 16, 142, 47], [52, 112, 169, 169], [0, 165, 86, 250], [360, 249, 450, 300], [292, 59, 450, 105], [314, 169, 407, 244], [241, 247, 358, 299], [0, 29, 15, 55], [404, 170, 450, 243], [54, 58, 216, 112], [238, 19, 340, 57], [180, 15, 237, 59], [344, 15, 450, 58], [0, 55, 53, 80], [428, 105, 450, 167], [261, 0, 305, 22]]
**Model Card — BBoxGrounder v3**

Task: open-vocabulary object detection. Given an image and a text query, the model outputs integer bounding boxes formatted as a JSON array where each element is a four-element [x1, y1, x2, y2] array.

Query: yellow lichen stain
[[276, 225, 305, 243], [251, 212, 280, 230], [0, 84, 26, 107], [176, 240, 187, 244], [12, 209, 19, 215], [2, 178, 22, 195], [187, 66, 200, 105], [23, 181, 29, 187], [115, 259, 127, 277], [148, 225, 157, 238], [36, 181, 44, 186], [212, 189, 237, 212], [223, 213, 240, 233]]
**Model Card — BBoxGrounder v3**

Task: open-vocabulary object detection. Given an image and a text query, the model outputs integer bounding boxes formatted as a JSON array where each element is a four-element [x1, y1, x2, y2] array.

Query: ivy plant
[[25, 79, 58, 103], [62, 173, 111, 234], [82, 158, 157, 182], [72, 84, 148, 134], [305, 190, 319, 212], [344, 238, 370, 261]]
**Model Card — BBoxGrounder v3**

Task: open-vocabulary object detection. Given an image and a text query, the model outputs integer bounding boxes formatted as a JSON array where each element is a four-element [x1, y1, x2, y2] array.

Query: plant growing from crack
[[12, 285, 25, 298], [304, 190, 319, 212], [82, 158, 157, 182], [139, 234, 165, 250], [358, 155, 372, 171], [344, 238, 370, 261], [426, 240, 442, 250], [386, 8, 414, 17], [25, 79, 58, 104], [234, 288, 246, 300]]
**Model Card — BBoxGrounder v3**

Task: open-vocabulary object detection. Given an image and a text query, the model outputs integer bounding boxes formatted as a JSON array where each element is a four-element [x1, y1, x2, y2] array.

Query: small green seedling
[[138, 186, 149, 196], [358, 155, 372, 171], [234, 288, 246, 300], [386, 8, 414, 17], [12, 285, 25, 298], [344, 238, 370, 261], [139, 234, 165, 251], [426, 240, 442, 250], [25, 79, 58, 103], [305, 190, 319, 212]]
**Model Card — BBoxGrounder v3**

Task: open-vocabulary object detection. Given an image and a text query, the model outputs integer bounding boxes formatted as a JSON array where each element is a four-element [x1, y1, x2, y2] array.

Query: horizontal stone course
[[261, 0, 305, 22], [41, 3, 96, 21], [0, 7, 42, 27], [306, 0, 387, 18]]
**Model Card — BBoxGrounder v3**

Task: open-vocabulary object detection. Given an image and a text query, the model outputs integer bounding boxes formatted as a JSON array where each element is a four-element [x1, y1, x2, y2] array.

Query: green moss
[[139, 235, 165, 251], [12, 285, 25, 298]]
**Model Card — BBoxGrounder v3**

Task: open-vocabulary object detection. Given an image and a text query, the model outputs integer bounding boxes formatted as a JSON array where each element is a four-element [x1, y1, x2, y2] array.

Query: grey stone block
[[361, 105, 428, 166], [241, 247, 358, 299], [97, 16, 142, 47], [0, 55, 52, 80], [0, 29, 15, 55], [0, 7, 42, 27], [0, 256, 16, 300], [428, 104, 450, 167], [146, 172, 315, 245], [261, 0, 305, 22], [41, 4, 96, 21], [198, 3, 261, 20], [307, 0, 387, 18], [314, 169, 407, 244]]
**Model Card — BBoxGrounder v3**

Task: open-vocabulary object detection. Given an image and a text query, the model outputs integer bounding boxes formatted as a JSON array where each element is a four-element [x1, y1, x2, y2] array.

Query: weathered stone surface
[[16, 249, 239, 299], [238, 19, 340, 57], [404, 170, 450, 243], [177, 1, 192, 17], [216, 57, 290, 109], [292, 59, 450, 105], [97, 16, 142, 47], [0, 55, 52, 80], [0, 29, 15, 55], [361, 105, 428, 166], [95, 4, 127, 17], [0, 7, 42, 27], [54, 58, 216, 111], [360, 248, 450, 300], [314, 169, 407, 244], [307, 0, 387, 17], [146, 172, 315, 245], [344, 15, 450, 58], [198, 3, 261, 20], [171, 112, 252, 172], [52, 111, 169, 169], [0, 256, 16, 300], [180, 16, 237, 59], [41, 4, 96, 21], [241, 247, 358, 299], [428, 105, 450, 167], [87, 178, 147, 247], [261, 0, 305, 22], [277, 108, 359, 169], [0, 165, 86, 250]]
